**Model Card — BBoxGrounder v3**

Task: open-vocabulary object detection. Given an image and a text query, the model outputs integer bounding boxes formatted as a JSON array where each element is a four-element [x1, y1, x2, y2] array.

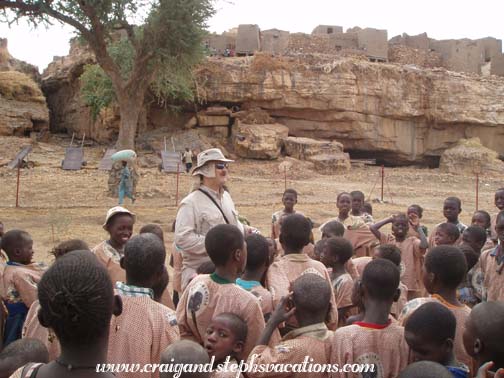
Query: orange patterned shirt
[[176, 274, 265, 360], [247, 323, 333, 378], [328, 321, 410, 378], [398, 295, 472, 369], [265, 254, 338, 330], [108, 283, 180, 378]]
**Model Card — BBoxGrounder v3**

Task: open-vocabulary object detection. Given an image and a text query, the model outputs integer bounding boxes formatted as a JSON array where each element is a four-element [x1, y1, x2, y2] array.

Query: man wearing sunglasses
[[174, 148, 249, 291]]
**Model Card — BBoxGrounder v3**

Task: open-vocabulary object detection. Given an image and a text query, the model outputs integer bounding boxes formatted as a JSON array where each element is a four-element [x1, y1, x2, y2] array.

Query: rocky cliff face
[[41, 44, 504, 165], [197, 54, 504, 164], [0, 39, 49, 136], [41, 39, 191, 144]]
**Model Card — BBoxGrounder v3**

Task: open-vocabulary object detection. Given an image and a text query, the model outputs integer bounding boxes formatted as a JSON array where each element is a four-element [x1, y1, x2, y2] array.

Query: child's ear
[[119, 256, 125, 269], [233, 248, 242, 262], [113, 294, 123, 317], [426, 271, 436, 287], [232, 340, 244, 356], [474, 338, 484, 356], [443, 338, 454, 354], [393, 288, 400, 302]]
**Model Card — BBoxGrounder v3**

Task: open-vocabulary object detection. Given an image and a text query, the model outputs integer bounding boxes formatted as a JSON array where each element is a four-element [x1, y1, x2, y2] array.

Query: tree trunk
[[115, 94, 144, 150], [107, 92, 144, 196]]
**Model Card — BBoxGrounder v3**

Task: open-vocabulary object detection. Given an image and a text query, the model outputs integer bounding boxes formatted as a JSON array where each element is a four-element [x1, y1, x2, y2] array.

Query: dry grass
[[0, 71, 45, 103]]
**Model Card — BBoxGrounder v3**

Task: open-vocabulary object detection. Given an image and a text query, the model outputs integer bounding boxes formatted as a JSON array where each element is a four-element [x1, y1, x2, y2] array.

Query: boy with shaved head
[[329, 259, 409, 378], [399, 246, 472, 370], [247, 273, 334, 378], [160, 340, 210, 378], [107, 234, 180, 378], [177, 224, 265, 359], [266, 214, 338, 331], [464, 301, 504, 376], [399, 361, 453, 378]]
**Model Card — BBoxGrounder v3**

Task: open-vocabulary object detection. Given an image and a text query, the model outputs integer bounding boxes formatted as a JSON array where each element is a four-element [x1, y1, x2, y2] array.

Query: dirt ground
[[0, 135, 501, 266]]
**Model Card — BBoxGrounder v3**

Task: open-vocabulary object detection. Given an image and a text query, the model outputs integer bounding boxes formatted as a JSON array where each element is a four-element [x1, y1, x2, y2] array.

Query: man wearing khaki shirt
[[174, 148, 245, 291]]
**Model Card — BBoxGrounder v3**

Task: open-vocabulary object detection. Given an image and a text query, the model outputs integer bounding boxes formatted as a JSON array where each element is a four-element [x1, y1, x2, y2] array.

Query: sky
[[1, 0, 503, 72]]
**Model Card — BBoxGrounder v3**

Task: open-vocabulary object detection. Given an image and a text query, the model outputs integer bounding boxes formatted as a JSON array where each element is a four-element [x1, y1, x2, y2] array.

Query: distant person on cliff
[[183, 148, 194, 173], [118, 161, 135, 205]]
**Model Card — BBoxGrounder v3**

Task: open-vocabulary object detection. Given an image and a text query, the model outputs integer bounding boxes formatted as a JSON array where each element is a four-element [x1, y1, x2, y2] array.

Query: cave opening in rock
[[346, 149, 440, 168]]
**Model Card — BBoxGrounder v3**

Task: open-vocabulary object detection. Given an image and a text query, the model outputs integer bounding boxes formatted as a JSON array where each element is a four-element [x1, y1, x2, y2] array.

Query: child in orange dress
[[176, 224, 265, 359], [405, 302, 470, 378], [374, 244, 408, 318], [204, 313, 246, 378], [429, 197, 467, 248], [350, 191, 374, 224], [139, 223, 174, 309], [92, 206, 135, 284], [321, 220, 359, 279], [271, 189, 303, 240], [266, 214, 338, 331], [236, 234, 274, 321], [490, 188, 504, 242], [320, 237, 355, 325], [478, 210, 504, 302], [471, 211, 495, 252], [11, 250, 121, 378], [399, 246, 472, 370], [1, 230, 46, 346], [328, 259, 410, 378], [370, 213, 428, 300], [434, 223, 461, 246], [23, 239, 90, 361], [107, 234, 179, 378], [407, 205, 429, 239], [247, 274, 334, 378], [463, 302, 504, 377]]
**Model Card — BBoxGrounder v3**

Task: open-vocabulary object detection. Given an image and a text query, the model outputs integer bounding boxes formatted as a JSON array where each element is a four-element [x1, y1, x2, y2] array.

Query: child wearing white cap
[[92, 206, 135, 285]]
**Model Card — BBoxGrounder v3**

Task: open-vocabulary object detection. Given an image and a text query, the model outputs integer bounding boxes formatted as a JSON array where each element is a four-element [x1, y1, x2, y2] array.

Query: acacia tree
[[0, 0, 214, 149]]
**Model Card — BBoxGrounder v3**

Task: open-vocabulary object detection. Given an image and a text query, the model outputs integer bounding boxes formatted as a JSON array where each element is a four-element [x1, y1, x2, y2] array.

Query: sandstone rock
[[0, 38, 41, 83], [278, 157, 315, 175], [41, 44, 504, 165], [439, 137, 504, 175], [234, 122, 289, 159], [184, 116, 198, 129], [197, 114, 229, 127], [283, 136, 350, 173], [308, 153, 351, 173], [196, 56, 504, 165], [232, 107, 274, 124], [0, 71, 49, 136], [283, 136, 345, 159], [203, 106, 231, 115]]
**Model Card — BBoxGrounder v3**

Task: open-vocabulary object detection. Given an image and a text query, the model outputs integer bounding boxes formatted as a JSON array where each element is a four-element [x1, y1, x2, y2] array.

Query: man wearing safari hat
[[174, 148, 247, 291]]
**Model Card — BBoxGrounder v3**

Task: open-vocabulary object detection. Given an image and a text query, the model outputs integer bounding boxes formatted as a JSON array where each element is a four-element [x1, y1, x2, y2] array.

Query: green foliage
[[80, 64, 114, 120]]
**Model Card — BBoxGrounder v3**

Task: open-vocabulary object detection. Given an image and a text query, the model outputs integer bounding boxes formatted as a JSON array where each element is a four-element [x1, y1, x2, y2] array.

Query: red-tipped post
[[381, 165, 385, 202], [15, 162, 21, 208], [475, 173, 479, 211], [284, 166, 287, 191], [176, 163, 180, 207]]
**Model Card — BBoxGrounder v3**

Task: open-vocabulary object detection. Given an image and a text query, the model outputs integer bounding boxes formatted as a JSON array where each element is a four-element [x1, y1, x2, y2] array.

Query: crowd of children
[[1, 186, 504, 378]]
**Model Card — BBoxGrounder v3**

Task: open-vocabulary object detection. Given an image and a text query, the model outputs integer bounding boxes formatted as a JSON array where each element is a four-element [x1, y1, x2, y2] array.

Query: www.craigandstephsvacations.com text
[[96, 355, 376, 377]]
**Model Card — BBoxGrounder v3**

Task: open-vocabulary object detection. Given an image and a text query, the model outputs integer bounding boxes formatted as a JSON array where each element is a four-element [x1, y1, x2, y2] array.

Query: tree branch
[[0, 0, 89, 37]]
